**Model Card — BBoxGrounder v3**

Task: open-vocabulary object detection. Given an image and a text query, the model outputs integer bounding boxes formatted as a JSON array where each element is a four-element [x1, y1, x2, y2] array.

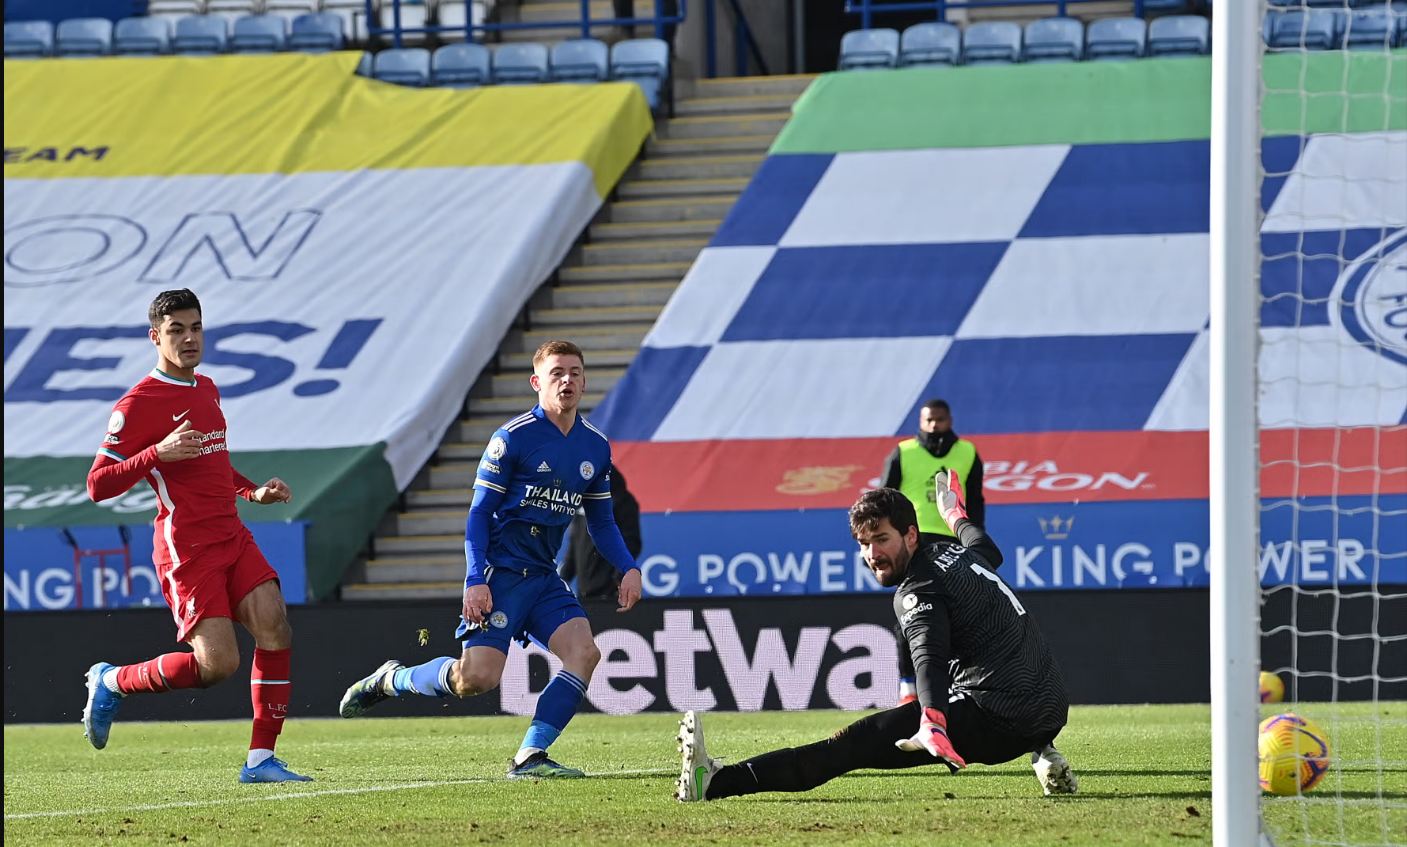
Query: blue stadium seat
[[611, 38, 671, 112], [355, 50, 372, 76], [5, 20, 55, 58], [1140, 0, 1191, 11], [56, 18, 114, 57], [1086, 17, 1146, 60], [493, 42, 550, 84], [1340, 8, 1395, 48], [432, 43, 491, 86], [839, 28, 899, 69], [1148, 15, 1210, 56], [173, 16, 230, 54], [232, 16, 288, 52], [963, 21, 1021, 65], [289, 13, 345, 52], [1265, 9, 1338, 50], [551, 38, 609, 82], [1023, 17, 1083, 62], [114, 17, 171, 55], [899, 22, 960, 67], [373, 47, 431, 86]]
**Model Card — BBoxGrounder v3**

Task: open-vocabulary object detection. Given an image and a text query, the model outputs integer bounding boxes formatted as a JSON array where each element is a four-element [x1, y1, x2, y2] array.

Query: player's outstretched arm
[[582, 495, 642, 611]]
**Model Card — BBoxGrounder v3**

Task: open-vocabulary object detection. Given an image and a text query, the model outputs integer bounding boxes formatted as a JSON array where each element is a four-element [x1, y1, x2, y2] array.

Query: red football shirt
[[88, 368, 256, 566]]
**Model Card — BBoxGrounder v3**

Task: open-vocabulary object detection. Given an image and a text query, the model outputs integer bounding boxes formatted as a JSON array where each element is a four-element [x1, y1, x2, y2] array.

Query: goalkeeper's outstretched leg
[[675, 698, 1076, 801]]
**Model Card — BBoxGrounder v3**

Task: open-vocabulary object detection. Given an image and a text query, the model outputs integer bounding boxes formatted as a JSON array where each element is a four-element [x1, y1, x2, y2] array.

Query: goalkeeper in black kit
[[674, 471, 1078, 802]]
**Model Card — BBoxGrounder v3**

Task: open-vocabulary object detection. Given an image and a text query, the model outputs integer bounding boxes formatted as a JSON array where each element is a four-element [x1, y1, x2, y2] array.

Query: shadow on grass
[[839, 768, 1210, 779], [748, 790, 1214, 803], [1053, 769, 1210, 779]]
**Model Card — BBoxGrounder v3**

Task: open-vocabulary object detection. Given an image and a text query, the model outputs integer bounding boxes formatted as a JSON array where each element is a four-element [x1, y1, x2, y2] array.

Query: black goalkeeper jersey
[[893, 519, 1068, 740]]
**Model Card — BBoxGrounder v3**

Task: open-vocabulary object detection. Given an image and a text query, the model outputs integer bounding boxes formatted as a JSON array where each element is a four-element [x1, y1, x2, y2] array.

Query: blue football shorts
[[456, 567, 587, 654]]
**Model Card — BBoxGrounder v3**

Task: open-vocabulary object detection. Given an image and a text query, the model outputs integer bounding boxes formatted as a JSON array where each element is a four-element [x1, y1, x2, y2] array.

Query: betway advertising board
[[3, 53, 652, 598], [6, 590, 1385, 722], [592, 54, 1407, 595]]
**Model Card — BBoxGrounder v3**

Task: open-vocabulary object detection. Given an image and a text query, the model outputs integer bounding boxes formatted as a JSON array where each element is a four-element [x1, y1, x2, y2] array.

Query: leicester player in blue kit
[[339, 340, 643, 778]]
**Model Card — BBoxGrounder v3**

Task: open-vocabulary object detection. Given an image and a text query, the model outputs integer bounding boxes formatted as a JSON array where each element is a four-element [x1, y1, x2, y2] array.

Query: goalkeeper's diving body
[[676, 472, 1078, 801]]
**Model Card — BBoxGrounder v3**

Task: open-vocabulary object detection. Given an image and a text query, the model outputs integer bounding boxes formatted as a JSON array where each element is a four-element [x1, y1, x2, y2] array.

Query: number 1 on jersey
[[970, 563, 1025, 616]]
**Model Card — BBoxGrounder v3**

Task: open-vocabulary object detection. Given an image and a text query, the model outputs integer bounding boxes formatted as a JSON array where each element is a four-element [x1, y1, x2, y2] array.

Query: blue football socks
[[391, 657, 453, 697], [518, 670, 587, 755]]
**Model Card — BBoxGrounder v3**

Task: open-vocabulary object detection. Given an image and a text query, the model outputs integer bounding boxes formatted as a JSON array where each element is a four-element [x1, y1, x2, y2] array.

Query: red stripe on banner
[[1261, 427, 1407, 500], [611, 428, 1406, 514]]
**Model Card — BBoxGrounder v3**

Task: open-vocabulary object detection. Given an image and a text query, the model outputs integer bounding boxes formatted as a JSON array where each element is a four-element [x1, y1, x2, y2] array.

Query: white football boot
[[1032, 744, 1079, 795], [676, 710, 720, 802]]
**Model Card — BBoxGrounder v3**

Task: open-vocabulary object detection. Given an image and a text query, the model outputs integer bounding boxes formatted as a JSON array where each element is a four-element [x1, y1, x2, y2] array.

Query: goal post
[[1214, 4, 1407, 846], [1209, 1, 1264, 845]]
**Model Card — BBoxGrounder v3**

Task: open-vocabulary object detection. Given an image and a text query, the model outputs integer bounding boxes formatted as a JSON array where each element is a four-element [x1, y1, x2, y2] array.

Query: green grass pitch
[[5, 703, 1404, 845]]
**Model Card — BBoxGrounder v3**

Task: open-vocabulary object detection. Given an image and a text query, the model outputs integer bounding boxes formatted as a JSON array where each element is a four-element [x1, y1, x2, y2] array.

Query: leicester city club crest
[[1335, 228, 1407, 367]]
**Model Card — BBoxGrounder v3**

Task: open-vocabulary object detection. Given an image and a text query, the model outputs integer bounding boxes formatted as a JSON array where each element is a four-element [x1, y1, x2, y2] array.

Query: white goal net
[[1228, 3, 1407, 845]]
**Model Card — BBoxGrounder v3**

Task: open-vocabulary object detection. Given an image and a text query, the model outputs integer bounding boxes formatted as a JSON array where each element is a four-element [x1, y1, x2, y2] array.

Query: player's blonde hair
[[532, 340, 585, 371]]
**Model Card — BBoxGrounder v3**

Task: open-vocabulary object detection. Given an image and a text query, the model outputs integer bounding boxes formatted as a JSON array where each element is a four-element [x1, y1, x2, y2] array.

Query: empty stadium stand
[[341, 72, 815, 600], [833, 4, 1405, 68]]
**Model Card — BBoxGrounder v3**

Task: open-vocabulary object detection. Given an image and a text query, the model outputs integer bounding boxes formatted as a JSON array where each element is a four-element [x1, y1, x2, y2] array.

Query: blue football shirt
[[471, 405, 613, 577]]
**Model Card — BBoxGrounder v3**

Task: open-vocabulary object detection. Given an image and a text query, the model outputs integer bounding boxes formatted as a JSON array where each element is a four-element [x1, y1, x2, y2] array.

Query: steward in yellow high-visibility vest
[[880, 399, 986, 544]]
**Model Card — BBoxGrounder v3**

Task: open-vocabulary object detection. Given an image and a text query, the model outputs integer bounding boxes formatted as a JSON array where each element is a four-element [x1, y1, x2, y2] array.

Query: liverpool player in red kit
[[82, 289, 311, 784]]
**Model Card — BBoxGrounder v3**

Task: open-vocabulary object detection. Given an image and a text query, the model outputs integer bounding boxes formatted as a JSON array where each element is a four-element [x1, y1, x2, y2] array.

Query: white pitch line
[[4, 768, 674, 821]]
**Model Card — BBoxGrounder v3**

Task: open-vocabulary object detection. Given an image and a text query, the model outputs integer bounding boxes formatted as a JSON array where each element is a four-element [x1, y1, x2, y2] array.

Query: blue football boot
[[82, 662, 123, 750], [239, 757, 314, 784]]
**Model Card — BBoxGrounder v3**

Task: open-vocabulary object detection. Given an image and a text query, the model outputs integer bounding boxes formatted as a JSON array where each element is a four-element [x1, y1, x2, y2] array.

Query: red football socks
[[113, 652, 204, 693], [249, 647, 292, 752]]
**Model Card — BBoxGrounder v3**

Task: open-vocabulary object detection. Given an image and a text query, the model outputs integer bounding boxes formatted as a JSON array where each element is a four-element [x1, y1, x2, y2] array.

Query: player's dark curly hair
[[148, 289, 202, 329], [848, 488, 918, 540]]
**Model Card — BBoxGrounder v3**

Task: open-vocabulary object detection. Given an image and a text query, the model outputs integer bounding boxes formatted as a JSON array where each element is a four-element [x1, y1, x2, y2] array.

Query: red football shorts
[[156, 528, 279, 642]]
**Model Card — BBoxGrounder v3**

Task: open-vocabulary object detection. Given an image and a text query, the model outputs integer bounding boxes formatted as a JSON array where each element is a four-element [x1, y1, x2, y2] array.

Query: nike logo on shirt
[[172, 410, 190, 422]]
